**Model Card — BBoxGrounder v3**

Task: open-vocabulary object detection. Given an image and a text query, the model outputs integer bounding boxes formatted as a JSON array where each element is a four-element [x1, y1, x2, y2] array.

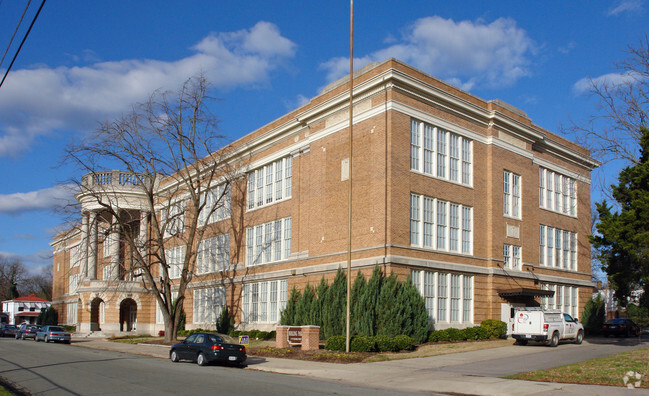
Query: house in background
[[1, 295, 51, 325], [50, 59, 599, 336]]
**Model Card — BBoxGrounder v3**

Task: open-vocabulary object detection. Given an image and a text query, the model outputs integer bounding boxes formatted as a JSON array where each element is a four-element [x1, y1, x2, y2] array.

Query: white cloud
[[0, 185, 77, 215], [320, 16, 536, 91], [608, 0, 644, 16], [0, 250, 53, 272], [573, 71, 641, 94], [0, 22, 296, 157]]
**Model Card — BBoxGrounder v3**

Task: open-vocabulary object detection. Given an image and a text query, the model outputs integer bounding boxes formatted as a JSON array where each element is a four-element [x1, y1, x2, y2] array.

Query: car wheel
[[549, 332, 559, 347], [15, 334, 19, 340], [575, 330, 584, 345], [45, 336, 49, 343], [170, 350, 179, 363], [197, 353, 207, 366]]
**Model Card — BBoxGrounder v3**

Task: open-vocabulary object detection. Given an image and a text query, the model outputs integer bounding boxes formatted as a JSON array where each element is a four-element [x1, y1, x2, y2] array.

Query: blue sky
[[0, 0, 646, 273]]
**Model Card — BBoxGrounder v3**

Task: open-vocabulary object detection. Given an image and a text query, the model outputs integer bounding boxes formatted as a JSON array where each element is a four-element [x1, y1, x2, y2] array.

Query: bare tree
[[64, 75, 244, 342], [566, 34, 649, 165], [0, 257, 28, 300]]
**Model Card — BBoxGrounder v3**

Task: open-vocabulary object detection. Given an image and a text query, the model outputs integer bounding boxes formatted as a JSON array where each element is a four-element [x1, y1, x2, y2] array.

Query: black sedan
[[0, 324, 18, 337], [170, 332, 246, 366], [602, 318, 641, 337]]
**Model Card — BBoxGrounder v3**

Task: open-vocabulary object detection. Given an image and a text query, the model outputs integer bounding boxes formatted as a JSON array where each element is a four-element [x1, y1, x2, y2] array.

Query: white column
[[88, 212, 98, 279], [139, 211, 148, 252], [81, 213, 89, 279], [110, 219, 121, 280]]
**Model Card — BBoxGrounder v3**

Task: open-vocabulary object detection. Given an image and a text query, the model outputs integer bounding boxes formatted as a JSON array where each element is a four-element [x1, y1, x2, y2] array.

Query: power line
[[0, 0, 46, 90], [0, 0, 33, 70]]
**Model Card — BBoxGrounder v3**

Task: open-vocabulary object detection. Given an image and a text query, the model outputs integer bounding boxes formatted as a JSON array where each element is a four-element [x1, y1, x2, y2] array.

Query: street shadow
[[584, 334, 647, 346], [242, 356, 268, 366]]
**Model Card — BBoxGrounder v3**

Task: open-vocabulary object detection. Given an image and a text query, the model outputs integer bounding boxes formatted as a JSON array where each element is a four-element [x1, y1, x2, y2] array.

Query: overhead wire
[[0, 0, 32, 70], [0, 0, 46, 90]]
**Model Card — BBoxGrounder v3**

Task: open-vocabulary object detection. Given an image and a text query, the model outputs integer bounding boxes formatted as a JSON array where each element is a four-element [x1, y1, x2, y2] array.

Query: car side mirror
[[574, 318, 578, 323]]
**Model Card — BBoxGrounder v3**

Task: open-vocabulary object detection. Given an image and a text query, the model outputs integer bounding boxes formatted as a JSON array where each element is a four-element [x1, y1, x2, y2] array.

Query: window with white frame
[[541, 283, 579, 318], [503, 171, 521, 218], [410, 194, 472, 254], [103, 231, 113, 258], [412, 270, 473, 324], [539, 225, 577, 270], [241, 279, 287, 324], [196, 234, 229, 274], [69, 273, 80, 294], [247, 157, 292, 210], [70, 245, 82, 268], [539, 168, 577, 216], [410, 119, 472, 186], [198, 184, 230, 226], [66, 302, 77, 325], [164, 245, 185, 279], [161, 201, 186, 237], [503, 244, 521, 270], [193, 286, 225, 325], [246, 218, 291, 266], [102, 265, 111, 281]]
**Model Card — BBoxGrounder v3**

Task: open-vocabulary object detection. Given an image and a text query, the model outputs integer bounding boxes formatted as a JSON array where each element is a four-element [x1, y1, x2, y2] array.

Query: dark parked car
[[170, 332, 246, 366], [602, 318, 641, 337], [36, 325, 71, 344], [15, 323, 41, 340], [0, 324, 18, 337]]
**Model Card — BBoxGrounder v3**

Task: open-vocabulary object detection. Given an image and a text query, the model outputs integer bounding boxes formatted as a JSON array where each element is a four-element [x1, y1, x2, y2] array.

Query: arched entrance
[[119, 298, 137, 332], [90, 298, 104, 331]]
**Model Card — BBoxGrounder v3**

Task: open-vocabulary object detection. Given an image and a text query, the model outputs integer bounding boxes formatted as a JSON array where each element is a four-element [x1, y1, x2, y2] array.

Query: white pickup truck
[[511, 308, 584, 347]]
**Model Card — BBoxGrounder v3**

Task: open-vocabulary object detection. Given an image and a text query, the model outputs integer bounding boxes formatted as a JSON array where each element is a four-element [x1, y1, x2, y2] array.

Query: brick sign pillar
[[276, 326, 290, 348], [300, 326, 320, 351]]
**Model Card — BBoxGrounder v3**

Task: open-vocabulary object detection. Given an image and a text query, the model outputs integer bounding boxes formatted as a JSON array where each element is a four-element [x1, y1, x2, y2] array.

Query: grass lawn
[[508, 348, 649, 388]]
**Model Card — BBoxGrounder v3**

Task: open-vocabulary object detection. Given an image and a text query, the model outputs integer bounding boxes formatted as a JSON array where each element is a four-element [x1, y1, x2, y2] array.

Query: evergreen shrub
[[480, 319, 507, 339], [393, 334, 415, 351], [350, 335, 376, 352], [324, 335, 346, 351], [373, 334, 398, 352], [445, 328, 464, 341]]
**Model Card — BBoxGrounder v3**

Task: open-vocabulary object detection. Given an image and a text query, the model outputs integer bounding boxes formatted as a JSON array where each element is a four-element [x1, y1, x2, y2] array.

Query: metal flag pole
[[346, 0, 354, 354]]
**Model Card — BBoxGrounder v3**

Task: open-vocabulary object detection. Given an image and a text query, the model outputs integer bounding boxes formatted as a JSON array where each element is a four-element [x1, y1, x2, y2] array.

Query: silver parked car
[[35, 325, 71, 344]]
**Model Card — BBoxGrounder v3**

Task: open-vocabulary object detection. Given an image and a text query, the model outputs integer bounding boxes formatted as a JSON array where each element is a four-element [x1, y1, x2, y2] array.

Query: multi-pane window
[[540, 284, 579, 318], [503, 171, 521, 218], [241, 279, 288, 324], [539, 168, 577, 216], [410, 119, 472, 186], [161, 201, 186, 237], [539, 225, 577, 270], [193, 287, 225, 325], [199, 184, 230, 226], [69, 273, 80, 294], [164, 245, 185, 279], [70, 245, 82, 268], [66, 302, 77, 325], [196, 235, 230, 274], [410, 194, 473, 254], [247, 157, 293, 210], [503, 244, 521, 270], [103, 232, 113, 258], [246, 218, 291, 265], [412, 270, 473, 324]]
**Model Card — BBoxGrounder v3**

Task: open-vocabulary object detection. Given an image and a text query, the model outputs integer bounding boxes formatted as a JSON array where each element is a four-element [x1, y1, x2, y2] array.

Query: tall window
[[196, 234, 230, 274], [70, 245, 82, 268], [539, 168, 577, 216], [164, 245, 185, 279], [66, 303, 77, 325], [69, 273, 80, 294], [246, 218, 291, 266], [199, 184, 230, 226], [241, 279, 287, 324], [193, 287, 225, 325], [248, 156, 292, 210], [503, 171, 521, 218], [412, 270, 473, 324], [410, 119, 472, 186], [503, 244, 521, 270], [410, 194, 472, 254], [540, 226, 577, 271], [161, 201, 186, 237]]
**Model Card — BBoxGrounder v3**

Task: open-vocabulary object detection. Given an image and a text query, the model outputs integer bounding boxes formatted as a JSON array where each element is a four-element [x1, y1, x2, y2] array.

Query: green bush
[[351, 335, 376, 352], [267, 330, 277, 340], [229, 330, 241, 337], [480, 319, 507, 339], [63, 325, 76, 333], [373, 334, 398, 352], [474, 326, 490, 340], [582, 295, 606, 335], [445, 328, 464, 341], [393, 334, 415, 351], [461, 326, 478, 340], [325, 335, 346, 351]]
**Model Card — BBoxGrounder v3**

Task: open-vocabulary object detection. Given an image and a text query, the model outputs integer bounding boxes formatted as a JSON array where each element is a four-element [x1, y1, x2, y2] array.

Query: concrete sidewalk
[[70, 337, 648, 396]]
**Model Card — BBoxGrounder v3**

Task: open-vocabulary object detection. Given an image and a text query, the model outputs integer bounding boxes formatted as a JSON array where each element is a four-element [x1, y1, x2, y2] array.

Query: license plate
[[228, 356, 236, 361], [610, 325, 617, 329], [525, 334, 532, 338]]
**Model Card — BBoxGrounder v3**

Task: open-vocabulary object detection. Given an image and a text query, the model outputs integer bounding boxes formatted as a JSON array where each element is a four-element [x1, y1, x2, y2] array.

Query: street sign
[[287, 327, 302, 344], [239, 335, 249, 345]]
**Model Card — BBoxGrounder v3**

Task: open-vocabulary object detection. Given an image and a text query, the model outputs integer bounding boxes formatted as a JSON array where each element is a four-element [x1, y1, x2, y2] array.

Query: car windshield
[[206, 333, 236, 344], [609, 319, 626, 324], [49, 326, 64, 332]]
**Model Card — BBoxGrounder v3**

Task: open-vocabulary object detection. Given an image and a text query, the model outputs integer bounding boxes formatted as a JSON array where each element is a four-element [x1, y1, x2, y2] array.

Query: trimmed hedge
[[479, 319, 507, 339], [325, 335, 346, 351], [374, 334, 398, 352], [228, 330, 276, 340], [350, 335, 376, 352], [427, 324, 495, 343], [325, 334, 416, 353], [393, 335, 415, 351]]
